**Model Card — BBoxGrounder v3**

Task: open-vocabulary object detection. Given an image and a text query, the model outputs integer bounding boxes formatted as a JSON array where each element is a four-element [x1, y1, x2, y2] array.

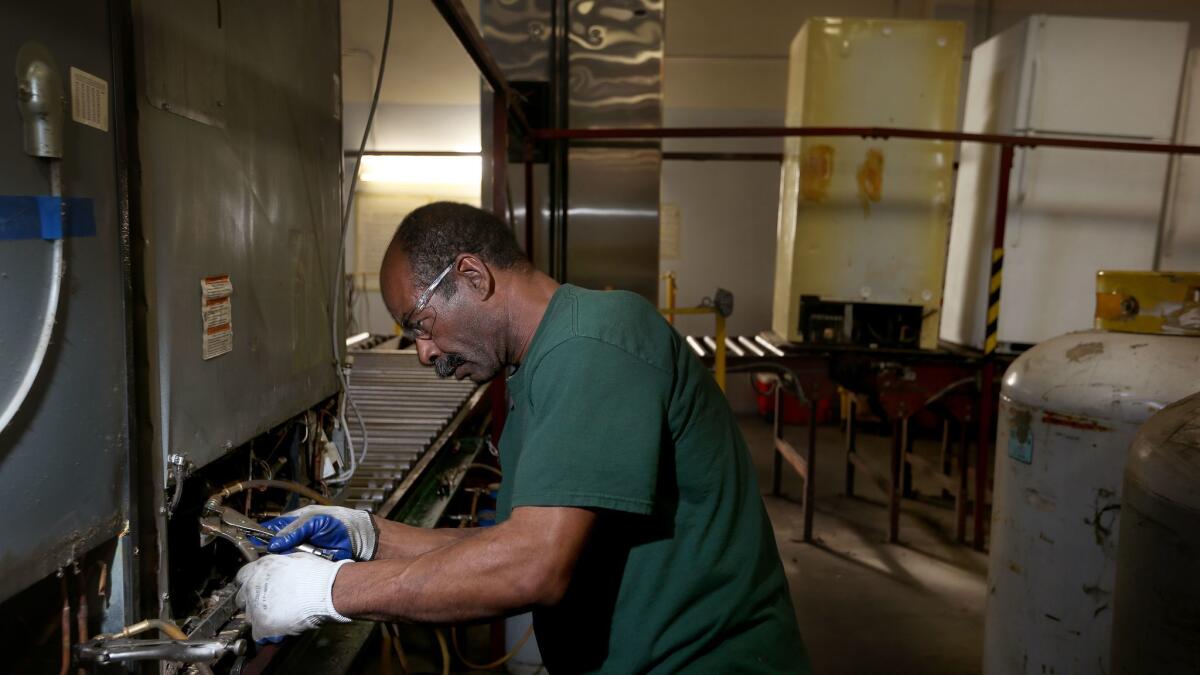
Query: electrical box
[[772, 17, 963, 350], [1095, 270, 1200, 336]]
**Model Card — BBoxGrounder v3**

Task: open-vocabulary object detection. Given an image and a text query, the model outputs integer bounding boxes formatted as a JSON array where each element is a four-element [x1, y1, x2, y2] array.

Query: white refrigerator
[[940, 15, 1190, 351]]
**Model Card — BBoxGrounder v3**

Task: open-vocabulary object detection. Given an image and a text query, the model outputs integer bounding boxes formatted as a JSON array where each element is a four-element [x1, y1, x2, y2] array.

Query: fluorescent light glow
[[738, 335, 765, 357], [359, 155, 482, 187], [346, 332, 371, 347], [685, 335, 705, 358], [702, 336, 717, 352], [725, 337, 745, 357], [754, 335, 785, 357]]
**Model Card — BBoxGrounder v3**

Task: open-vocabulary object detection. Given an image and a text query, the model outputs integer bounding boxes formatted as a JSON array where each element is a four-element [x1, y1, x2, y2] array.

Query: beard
[[433, 353, 467, 378]]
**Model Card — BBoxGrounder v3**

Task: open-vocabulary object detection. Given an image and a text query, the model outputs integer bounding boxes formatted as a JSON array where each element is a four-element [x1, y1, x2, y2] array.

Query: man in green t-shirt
[[237, 202, 810, 673]]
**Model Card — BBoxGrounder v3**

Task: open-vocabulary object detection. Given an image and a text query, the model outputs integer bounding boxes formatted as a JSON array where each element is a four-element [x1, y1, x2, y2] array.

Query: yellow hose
[[434, 628, 450, 675], [451, 624, 535, 671], [209, 479, 332, 505]]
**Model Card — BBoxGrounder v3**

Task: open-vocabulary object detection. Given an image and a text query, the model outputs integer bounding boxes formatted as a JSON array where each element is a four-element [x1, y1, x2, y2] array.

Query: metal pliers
[[199, 499, 335, 561]]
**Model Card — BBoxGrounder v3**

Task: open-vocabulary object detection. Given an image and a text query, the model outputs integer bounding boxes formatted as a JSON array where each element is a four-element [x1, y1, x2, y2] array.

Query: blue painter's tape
[[0, 196, 96, 240], [37, 196, 63, 239]]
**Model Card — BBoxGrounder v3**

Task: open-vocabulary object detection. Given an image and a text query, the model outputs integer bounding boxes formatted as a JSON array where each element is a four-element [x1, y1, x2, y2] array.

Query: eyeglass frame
[[400, 260, 455, 340]]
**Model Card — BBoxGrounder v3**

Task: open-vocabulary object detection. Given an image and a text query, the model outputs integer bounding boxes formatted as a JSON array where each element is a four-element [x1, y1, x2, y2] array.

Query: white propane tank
[[985, 330, 1200, 675], [1111, 391, 1200, 674]]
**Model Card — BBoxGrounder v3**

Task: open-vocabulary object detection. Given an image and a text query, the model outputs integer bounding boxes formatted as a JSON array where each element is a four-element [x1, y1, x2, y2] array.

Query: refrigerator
[[940, 15, 1191, 352], [773, 18, 965, 351]]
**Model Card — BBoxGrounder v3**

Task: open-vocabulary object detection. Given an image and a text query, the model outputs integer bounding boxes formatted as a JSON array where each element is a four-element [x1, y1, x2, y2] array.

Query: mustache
[[433, 353, 467, 378]]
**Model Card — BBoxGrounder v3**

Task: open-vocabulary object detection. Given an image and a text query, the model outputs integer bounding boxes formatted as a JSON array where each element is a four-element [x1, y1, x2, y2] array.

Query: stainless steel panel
[[566, 146, 660, 298], [480, 0, 552, 82], [135, 0, 342, 470], [482, 1, 663, 294], [566, 0, 663, 130], [0, 0, 129, 602], [564, 0, 661, 298]]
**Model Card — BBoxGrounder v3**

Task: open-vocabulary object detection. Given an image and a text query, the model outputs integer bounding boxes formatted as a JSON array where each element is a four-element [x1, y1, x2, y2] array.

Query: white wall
[[341, 0, 483, 335]]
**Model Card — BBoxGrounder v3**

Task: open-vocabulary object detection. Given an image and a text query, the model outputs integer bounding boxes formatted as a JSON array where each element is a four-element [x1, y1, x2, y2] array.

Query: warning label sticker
[[69, 67, 109, 132], [201, 275, 233, 360]]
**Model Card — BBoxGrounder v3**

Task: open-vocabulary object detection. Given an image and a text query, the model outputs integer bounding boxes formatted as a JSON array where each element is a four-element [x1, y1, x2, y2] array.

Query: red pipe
[[532, 125, 1200, 156]]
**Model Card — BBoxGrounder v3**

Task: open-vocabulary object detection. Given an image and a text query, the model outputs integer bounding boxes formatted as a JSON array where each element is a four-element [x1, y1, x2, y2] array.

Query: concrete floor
[[740, 414, 988, 675]]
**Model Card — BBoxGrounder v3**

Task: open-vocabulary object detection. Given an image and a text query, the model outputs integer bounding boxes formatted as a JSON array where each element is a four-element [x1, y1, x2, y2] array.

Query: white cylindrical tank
[[985, 330, 1200, 675], [1111, 392, 1200, 674]]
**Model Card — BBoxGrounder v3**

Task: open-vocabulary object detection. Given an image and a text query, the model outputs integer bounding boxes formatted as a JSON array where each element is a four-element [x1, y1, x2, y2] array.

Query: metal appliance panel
[[940, 15, 1189, 351], [564, 0, 662, 298], [481, 0, 663, 299], [136, 0, 342, 471], [938, 22, 1029, 350], [565, 146, 660, 297], [0, 1, 130, 602], [773, 18, 964, 350], [566, 0, 663, 131], [1025, 16, 1187, 139], [998, 148, 1170, 345], [480, 0, 551, 82], [1160, 50, 1200, 272]]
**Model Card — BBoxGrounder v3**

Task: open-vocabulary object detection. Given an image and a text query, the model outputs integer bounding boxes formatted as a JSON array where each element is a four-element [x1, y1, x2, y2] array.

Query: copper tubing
[[98, 618, 188, 641], [59, 575, 70, 675], [209, 479, 332, 506], [467, 463, 503, 480], [75, 568, 88, 675]]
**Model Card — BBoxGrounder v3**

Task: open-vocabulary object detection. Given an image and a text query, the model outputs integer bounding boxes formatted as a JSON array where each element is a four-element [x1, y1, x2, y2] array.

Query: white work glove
[[235, 553, 354, 642], [261, 505, 379, 561]]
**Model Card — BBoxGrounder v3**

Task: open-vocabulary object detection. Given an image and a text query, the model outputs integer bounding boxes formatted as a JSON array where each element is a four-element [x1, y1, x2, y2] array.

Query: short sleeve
[[509, 338, 670, 516]]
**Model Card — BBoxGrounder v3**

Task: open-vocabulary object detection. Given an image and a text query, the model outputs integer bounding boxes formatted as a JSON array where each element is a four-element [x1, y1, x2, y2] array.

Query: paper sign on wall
[[201, 275, 233, 360], [69, 67, 108, 132], [660, 203, 681, 260]]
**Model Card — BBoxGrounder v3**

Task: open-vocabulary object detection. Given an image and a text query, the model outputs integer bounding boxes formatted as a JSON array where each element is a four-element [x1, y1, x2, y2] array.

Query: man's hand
[[261, 505, 379, 562], [235, 553, 353, 642]]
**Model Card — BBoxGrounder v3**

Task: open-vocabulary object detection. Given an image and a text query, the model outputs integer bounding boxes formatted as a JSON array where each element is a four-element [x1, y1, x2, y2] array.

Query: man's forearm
[[335, 507, 594, 623], [333, 526, 540, 623], [372, 517, 478, 559]]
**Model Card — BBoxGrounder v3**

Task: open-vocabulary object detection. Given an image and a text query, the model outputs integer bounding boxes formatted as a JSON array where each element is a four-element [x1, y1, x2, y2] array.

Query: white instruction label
[[69, 67, 109, 132], [201, 275, 233, 360], [660, 203, 681, 260]]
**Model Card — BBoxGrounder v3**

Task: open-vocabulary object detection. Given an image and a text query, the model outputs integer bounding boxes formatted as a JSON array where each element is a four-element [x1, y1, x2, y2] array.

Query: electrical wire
[[0, 161, 65, 435], [328, 0, 395, 484], [434, 628, 450, 675], [208, 479, 333, 506], [451, 624, 535, 672]]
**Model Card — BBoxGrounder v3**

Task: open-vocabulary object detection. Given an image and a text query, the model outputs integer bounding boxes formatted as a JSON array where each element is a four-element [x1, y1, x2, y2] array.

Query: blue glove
[[260, 505, 378, 562]]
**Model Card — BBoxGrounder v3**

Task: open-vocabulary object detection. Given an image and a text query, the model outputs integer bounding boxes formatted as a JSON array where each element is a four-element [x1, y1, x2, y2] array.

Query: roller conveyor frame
[[339, 349, 487, 515]]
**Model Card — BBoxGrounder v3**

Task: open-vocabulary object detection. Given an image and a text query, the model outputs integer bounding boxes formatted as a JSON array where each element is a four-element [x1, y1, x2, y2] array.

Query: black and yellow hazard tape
[[984, 247, 1003, 355]]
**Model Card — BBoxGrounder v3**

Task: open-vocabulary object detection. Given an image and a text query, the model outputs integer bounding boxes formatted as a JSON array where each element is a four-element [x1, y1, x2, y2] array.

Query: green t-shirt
[[496, 285, 809, 674]]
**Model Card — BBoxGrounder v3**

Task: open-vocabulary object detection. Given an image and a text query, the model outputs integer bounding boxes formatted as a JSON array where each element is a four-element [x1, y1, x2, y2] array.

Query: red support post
[[489, 91, 510, 446], [803, 399, 817, 542], [888, 416, 903, 543]]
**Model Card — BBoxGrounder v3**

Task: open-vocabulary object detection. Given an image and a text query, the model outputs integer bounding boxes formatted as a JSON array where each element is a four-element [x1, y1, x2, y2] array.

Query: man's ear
[[456, 254, 495, 300]]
